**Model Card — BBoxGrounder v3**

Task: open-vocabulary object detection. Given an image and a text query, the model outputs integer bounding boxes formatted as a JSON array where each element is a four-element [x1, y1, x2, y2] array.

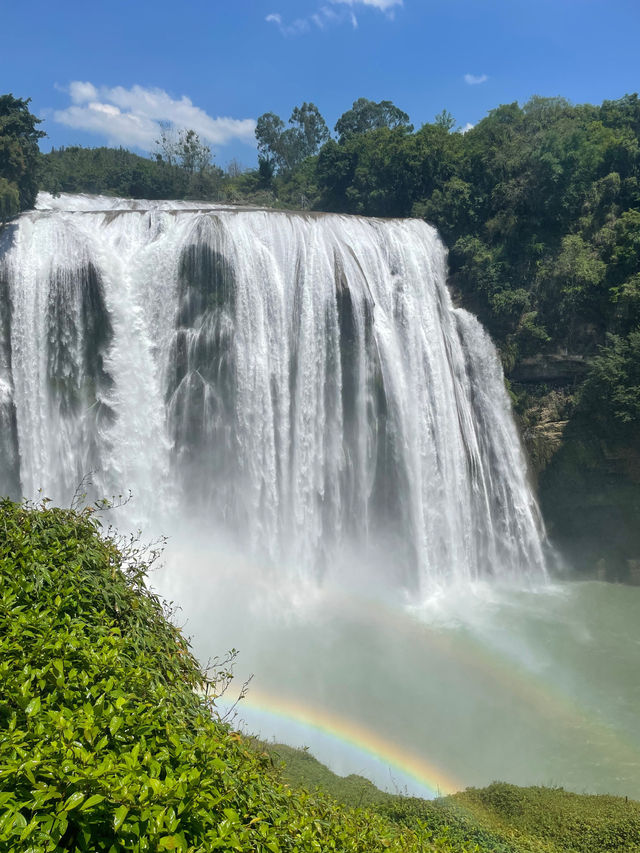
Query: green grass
[[264, 743, 640, 853]]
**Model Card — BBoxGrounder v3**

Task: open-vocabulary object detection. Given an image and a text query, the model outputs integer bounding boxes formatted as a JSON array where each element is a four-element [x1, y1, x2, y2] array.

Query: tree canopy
[[334, 98, 412, 142], [0, 94, 45, 219], [255, 102, 329, 173]]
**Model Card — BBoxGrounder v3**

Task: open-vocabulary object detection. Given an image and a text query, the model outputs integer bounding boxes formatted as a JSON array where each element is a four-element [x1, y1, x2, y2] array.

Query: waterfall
[[0, 193, 547, 593]]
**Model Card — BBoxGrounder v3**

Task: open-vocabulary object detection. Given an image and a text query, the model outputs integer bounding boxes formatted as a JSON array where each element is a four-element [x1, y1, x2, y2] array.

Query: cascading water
[[0, 192, 546, 594]]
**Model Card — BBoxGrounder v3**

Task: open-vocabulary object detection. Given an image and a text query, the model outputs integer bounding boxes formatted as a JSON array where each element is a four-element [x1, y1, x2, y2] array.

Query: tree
[[582, 329, 640, 434], [153, 125, 222, 199], [334, 98, 411, 143], [434, 110, 456, 132], [288, 102, 330, 161], [256, 103, 329, 173], [155, 125, 211, 173], [0, 94, 45, 216], [255, 112, 285, 171]]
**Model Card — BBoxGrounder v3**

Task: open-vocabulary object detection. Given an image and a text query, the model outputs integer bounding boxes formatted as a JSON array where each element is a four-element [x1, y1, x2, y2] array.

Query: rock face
[[510, 354, 589, 385], [511, 376, 640, 584]]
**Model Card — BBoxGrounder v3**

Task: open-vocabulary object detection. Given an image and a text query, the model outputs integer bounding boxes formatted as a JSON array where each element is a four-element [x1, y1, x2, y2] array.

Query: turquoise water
[[159, 553, 640, 799]]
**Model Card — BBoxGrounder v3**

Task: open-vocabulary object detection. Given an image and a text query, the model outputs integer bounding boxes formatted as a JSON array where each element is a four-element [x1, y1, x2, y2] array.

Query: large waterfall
[[0, 193, 546, 593]]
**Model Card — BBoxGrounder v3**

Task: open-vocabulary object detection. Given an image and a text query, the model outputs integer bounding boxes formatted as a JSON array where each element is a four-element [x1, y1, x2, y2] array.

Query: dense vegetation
[[270, 743, 640, 853], [39, 133, 226, 202], [0, 498, 472, 852], [0, 95, 45, 220]]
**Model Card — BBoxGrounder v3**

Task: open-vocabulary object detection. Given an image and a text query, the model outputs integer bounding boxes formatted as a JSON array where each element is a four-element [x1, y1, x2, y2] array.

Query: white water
[[0, 193, 547, 594]]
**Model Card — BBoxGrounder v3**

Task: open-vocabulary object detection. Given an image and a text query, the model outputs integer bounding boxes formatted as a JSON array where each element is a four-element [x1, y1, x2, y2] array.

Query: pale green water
[[159, 549, 640, 799]]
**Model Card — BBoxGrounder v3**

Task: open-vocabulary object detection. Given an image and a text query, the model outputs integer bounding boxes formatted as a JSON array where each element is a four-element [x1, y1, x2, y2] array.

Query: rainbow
[[221, 687, 462, 797]]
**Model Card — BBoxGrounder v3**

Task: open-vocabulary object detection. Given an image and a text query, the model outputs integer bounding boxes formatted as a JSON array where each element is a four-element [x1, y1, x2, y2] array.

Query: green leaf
[[12, 812, 28, 831], [25, 696, 41, 716], [64, 791, 86, 811], [80, 794, 106, 811], [113, 804, 129, 832]]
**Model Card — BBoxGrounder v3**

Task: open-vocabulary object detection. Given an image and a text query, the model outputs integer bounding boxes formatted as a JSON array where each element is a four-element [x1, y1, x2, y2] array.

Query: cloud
[[331, 0, 402, 11], [464, 73, 488, 85], [266, 12, 310, 35], [53, 82, 256, 151], [266, 0, 398, 36], [460, 122, 474, 134]]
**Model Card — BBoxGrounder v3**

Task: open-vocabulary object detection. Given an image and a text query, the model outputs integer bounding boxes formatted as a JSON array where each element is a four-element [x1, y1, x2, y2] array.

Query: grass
[[264, 742, 640, 853]]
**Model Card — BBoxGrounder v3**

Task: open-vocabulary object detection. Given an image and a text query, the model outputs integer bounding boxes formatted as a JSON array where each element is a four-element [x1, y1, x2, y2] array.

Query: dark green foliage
[[0, 94, 45, 217], [0, 499, 461, 852], [581, 330, 640, 431], [39, 146, 224, 201], [311, 93, 640, 368], [334, 98, 412, 143]]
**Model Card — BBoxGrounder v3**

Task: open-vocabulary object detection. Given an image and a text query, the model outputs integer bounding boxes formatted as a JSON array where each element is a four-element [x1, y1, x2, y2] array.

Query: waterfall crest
[[0, 193, 547, 591]]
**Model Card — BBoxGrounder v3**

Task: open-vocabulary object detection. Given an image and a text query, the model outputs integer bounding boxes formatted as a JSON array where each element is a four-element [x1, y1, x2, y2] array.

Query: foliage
[[255, 103, 329, 174], [40, 144, 224, 202], [0, 94, 45, 218], [334, 98, 412, 143], [581, 328, 640, 433], [0, 499, 466, 852], [153, 126, 223, 198], [268, 745, 640, 853]]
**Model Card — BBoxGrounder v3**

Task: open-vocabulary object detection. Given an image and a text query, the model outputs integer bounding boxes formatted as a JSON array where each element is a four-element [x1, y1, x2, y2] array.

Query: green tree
[[0, 94, 45, 217], [154, 126, 222, 199], [334, 98, 411, 143], [155, 125, 211, 173], [256, 103, 329, 173], [434, 109, 456, 132], [582, 329, 640, 434]]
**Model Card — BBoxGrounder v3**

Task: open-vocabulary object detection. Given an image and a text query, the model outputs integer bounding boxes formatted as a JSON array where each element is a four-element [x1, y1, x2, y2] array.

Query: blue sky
[[2, 0, 638, 168]]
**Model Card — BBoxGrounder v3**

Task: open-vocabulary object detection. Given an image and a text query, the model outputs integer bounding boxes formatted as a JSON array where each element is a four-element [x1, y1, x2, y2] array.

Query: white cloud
[[266, 12, 310, 35], [69, 81, 98, 103], [464, 73, 488, 85], [267, 0, 397, 36], [53, 82, 256, 151], [460, 122, 474, 134], [331, 0, 402, 10]]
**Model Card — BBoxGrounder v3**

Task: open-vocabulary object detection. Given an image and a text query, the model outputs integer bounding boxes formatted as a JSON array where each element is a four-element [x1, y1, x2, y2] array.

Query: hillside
[[267, 743, 640, 853]]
